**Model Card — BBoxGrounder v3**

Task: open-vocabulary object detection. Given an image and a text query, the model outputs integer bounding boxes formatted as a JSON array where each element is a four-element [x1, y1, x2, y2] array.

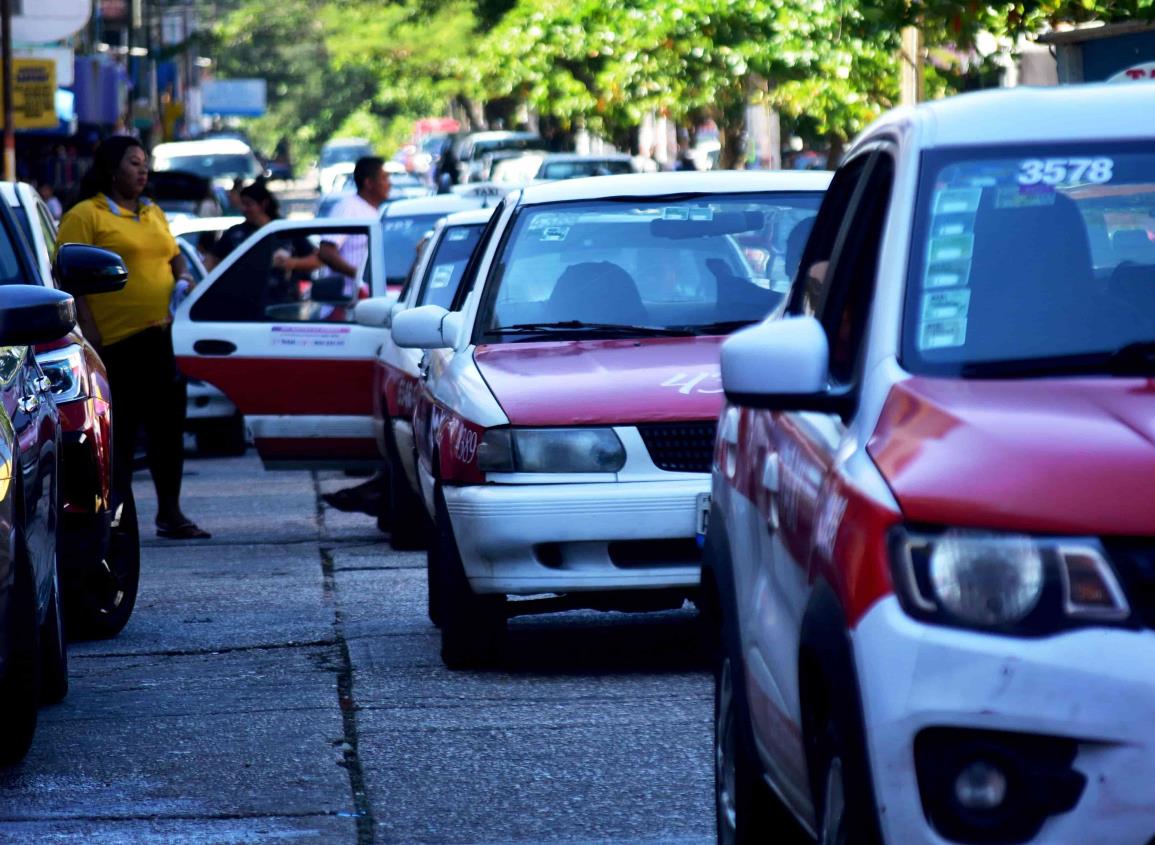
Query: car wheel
[[0, 523, 41, 764], [713, 571, 803, 844], [432, 487, 505, 669], [803, 663, 882, 845], [39, 563, 68, 705], [68, 488, 140, 640], [194, 414, 247, 456]]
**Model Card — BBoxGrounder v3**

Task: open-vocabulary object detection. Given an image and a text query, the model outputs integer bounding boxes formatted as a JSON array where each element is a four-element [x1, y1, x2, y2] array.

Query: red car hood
[[474, 337, 727, 426], [868, 376, 1155, 536]]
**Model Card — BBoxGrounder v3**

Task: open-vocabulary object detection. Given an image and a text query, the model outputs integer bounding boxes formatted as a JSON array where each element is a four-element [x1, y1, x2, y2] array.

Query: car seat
[[547, 261, 649, 324]]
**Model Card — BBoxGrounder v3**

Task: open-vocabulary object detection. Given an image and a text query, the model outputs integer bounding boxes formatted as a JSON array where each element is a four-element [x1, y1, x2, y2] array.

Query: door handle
[[761, 453, 780, 531], [193, 339, 237, 356], [18, 395, 39, 414]]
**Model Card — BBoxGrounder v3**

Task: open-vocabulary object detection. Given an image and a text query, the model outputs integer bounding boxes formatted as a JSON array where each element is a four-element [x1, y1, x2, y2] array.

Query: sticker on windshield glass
[[429, 264, 454, 289], [921, 289, 971, 322], [995, 185, 1057, 209], [689, 207, 715, 221], [540, 225, 569, 242], [1017, 157, 1114, 186], [527, 213, 578, 231], [384, 219, 415, 232], [662, 207, 690, 221], [447, 228, 471, 241], [919, 318, 967, 350], [928, 233, 973, 264], [934, 188, 982, 216]]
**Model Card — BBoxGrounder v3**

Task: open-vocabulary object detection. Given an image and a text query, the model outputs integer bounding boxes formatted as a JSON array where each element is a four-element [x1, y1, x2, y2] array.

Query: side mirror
[[0, 286, 75, 345], [310, 274, 352, 305], [392, 304, 456, 349], [354, 296, 394, 328], [53, 244, 128, 295], [721, 315, 846, 412]]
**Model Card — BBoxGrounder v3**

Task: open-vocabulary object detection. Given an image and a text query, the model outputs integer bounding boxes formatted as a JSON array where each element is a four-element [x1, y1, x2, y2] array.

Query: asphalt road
[[0, 451, 713, 845]]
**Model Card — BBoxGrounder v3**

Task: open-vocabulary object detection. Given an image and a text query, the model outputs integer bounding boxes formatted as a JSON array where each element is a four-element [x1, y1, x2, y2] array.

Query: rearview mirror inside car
[[53, 243, 129, 295]]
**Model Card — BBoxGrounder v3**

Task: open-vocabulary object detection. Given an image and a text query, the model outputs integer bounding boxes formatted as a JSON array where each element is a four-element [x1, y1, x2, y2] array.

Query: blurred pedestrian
[[57, 136, 211, 540], [317, 156, 390, 296], [37, 182, 63, 219]]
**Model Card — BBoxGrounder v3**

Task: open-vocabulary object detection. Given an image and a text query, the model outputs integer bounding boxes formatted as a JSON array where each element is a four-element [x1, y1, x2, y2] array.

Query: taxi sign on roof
[[1109, 62, 1155, 83]]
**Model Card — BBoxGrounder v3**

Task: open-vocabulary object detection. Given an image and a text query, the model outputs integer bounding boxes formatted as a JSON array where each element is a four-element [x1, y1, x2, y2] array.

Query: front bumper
[[442, 479, 706, 595], [857, 596, 1155, 844]]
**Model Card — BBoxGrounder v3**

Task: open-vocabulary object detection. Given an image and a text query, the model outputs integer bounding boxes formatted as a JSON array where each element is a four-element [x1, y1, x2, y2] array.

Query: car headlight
[[478, 428, 625, 473], [35, 347, 86, 403], [891, 528, 1130, 634]]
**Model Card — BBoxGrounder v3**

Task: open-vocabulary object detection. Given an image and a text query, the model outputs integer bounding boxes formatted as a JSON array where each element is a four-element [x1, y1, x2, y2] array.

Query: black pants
[[100, 325, 188, 514]]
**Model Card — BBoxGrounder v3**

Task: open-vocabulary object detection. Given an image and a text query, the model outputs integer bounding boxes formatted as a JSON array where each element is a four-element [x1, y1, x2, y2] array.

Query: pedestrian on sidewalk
[[57, 136, 211, 540]]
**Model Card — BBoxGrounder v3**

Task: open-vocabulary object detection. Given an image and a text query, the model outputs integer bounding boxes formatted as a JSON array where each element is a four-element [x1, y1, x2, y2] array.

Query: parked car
[[452, 131, 548, 183], [146, 170, 228, 222], [357, 206, 495, 550], [707, 83, 1155, 845], [3, 182, 139, 639], [388, 171, 828, 667], [532, 152, 640, 182], [152, 139, 265, 190], [318, 138, 374, 194]]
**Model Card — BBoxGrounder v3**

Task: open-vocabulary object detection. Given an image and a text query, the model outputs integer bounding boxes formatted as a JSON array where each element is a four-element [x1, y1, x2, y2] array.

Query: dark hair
[[239, 177, 280, 218], [76, 136, 146, 202], [353, 156, 386, 192]]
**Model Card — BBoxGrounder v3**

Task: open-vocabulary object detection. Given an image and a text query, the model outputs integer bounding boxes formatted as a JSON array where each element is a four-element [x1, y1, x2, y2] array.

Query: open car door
[[173, 219, 387, 469]]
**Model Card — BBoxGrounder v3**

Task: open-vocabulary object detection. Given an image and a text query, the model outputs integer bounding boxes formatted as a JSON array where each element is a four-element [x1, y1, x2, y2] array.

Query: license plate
[[695, 492, 711, 539]]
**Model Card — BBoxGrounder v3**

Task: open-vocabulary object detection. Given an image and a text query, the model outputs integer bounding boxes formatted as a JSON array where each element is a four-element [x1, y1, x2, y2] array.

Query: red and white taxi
[[390, 171, 828, 666], [361, 207, 495, 547], [709, 84, 1155, 845]]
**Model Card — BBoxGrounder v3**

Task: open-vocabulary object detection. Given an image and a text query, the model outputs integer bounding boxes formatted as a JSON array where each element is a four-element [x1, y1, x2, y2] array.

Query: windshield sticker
[[447, 228, 471, 241], [995, 185, 1057, 209], [527, 213, 578, 231], [662, 207, 690, 221], [927, 233, 973, 264], [384, 219, 415, 232], [1018, 157, 1114, 186], [540, 225, 569, 242], [922, 289, 971, 322], [918, 318, 967, 350], [429, 264, 454, 289], [934, 188, 982, 216], [689, 207, 715, 221]]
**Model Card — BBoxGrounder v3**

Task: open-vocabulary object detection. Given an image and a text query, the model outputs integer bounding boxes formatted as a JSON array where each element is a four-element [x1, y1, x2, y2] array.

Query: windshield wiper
[[489, 321, 689, 337], [1105, 340, 1155, 375], [671, 319, 758, 336]]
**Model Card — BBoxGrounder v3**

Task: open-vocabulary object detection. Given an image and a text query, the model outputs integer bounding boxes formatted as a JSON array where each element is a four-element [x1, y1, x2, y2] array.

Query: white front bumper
[[442, 479, 706, 595], [857, 596, 1155, 844]]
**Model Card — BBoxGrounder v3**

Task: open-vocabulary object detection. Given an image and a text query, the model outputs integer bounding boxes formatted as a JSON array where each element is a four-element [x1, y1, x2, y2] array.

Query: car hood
[[473, 336, 727, 426], [868, 376, 1155, 536]]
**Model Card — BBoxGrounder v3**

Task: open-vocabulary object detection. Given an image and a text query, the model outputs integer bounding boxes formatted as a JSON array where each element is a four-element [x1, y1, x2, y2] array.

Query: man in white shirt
[[318, 156, 391, 296]]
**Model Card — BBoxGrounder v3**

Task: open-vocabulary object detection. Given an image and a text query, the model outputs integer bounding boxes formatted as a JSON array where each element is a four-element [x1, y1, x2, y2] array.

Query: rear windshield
[[478, 192, 823, 342], [417, 223, 486, 309], [154, 153, 262, 180], [539, 160, 634, 180], [904, 143, 1155, 377]]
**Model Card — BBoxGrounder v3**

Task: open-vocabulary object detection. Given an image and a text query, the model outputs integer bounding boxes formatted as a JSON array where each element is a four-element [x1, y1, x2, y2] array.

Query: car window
[[153, 153, 263, 180], [0, 207, 35, 285], [478, 192, 824, 340], [416, 223, 486, 309], [382, 214, 443, 287], [190, 224, 371, 323], [903, 142, 1155, 376]]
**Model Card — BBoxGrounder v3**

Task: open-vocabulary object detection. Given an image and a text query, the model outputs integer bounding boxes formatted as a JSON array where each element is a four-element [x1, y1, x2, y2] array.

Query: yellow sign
[[10, 59, 58, 130]]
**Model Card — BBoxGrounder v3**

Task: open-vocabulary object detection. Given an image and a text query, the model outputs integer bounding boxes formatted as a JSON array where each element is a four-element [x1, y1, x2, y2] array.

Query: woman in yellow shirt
[[58, 136, 211, 540]]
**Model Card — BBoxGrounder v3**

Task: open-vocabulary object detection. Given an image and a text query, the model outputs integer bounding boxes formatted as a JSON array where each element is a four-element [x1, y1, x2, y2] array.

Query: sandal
[[156, 520, 212, 540]]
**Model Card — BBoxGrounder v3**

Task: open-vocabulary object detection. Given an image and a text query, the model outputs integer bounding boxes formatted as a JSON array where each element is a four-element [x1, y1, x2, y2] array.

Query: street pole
[[900, 26, 924, 106], [1, 0, 13, 181]]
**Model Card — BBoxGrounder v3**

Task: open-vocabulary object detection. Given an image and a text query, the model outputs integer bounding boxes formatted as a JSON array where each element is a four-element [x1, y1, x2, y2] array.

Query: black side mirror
[[0, 286, 75, 345], [310, 274, 352, 305], [53, 243, 129, 295]]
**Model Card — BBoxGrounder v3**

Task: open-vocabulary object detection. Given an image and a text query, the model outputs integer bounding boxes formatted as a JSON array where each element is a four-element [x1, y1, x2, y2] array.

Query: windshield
[[321, 145, 372, 166], [905, 143, 1155, 376], [478, 193, 822, 341], [154, 153, 262, 180], [417, 223, 485, 309], [383, 213, 444, 286]]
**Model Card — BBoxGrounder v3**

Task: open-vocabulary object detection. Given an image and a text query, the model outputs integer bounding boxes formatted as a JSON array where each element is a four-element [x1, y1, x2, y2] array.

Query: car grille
[[637, 421, 717, 473]]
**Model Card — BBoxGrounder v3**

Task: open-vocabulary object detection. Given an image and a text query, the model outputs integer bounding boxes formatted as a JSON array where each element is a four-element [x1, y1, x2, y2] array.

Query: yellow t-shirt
[[56, 195, 179, 346]]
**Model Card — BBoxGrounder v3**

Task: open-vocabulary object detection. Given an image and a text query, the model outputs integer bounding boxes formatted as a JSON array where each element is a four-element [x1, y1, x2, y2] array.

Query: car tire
[[39, 564, 68, 705], [194, 414, 247, 456], [432, 487, 505, 669], [802, 660, 882, 845], [382, 441, 430, 551], [713, 569, 804, 845], [67, 488, 140, 640], [0, 518, 41, 764]]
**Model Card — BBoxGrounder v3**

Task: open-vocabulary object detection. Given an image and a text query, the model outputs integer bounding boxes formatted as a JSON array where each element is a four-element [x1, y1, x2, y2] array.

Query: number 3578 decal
[[1017, 157, 1113, 186]]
